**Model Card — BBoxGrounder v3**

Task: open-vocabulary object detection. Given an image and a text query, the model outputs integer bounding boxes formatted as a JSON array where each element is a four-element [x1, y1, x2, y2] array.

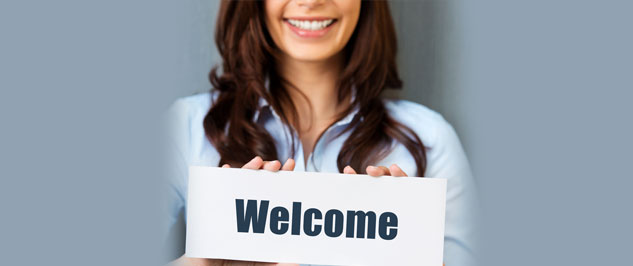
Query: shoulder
[[383, 99, 454, 147], [167, 91, 221, 133], [167, 91, 218, 160], [168, 91, 217, 121], [383, 99, 445, 124]]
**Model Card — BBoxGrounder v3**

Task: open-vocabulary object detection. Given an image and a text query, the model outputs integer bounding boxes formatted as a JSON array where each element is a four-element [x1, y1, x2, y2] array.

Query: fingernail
[[263, 160, 278, 166]]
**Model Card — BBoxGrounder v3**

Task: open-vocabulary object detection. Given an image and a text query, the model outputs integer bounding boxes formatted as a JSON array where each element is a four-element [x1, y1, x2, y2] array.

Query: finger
[[281, 158, 295, 171], [343, 165, 357, 174], [263, 160, 282, 171], [389, 164, 408, 177], [221, 260, 277, 266], [176, 257, 215, 266], [221, 164, 231, 168], [366, 165, 390, 177], [242, 156, 264, 169]]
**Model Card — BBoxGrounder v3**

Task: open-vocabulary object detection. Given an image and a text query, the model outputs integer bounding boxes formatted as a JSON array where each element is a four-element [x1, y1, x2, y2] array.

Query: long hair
[[204, 0, 427, 176]]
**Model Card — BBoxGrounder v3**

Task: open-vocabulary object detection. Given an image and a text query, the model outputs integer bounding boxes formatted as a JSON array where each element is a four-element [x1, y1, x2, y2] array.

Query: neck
[[277, 53, 347, 131]]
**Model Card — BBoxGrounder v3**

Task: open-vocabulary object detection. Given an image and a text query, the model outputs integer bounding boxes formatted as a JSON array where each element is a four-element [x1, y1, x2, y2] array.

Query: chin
[[285, 45, 338, 62]]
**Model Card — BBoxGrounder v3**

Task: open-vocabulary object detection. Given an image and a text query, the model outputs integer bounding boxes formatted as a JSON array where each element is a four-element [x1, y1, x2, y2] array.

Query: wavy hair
[[204, 0, 427, 176]]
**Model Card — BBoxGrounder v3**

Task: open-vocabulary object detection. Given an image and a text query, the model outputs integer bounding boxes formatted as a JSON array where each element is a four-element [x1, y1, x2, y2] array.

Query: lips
[[286, 18, 335, 30], [283, 17, 338, 38]]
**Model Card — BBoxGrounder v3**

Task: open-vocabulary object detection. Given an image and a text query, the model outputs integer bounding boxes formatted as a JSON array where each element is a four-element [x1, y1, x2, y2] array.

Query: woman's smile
[[265, 0, 360, 61], [283, 17, 338, 38]]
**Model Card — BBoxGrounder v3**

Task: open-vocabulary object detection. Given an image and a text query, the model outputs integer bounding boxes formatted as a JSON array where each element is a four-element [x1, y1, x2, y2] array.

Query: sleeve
[[426, 117, 479, 266], [162, 98, 191, 259]]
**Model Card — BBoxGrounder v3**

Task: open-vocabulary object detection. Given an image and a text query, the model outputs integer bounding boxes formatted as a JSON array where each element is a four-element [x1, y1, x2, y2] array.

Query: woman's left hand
[[342, 164, 408, 177]]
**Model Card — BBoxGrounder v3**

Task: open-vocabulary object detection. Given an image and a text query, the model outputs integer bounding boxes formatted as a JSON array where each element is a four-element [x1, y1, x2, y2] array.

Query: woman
[[168, 0, 477, 265]]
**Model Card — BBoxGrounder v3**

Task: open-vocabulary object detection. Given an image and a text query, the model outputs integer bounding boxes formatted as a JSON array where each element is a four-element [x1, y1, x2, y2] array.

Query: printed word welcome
[[235, 199, 398, 240]]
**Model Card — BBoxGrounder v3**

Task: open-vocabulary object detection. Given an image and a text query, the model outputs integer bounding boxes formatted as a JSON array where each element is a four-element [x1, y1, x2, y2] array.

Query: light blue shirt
[[167, 91, 478, 265]]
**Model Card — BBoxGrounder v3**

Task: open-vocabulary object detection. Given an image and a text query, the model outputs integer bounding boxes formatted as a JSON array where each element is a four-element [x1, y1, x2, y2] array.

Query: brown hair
[[204, 0, 427, 176]]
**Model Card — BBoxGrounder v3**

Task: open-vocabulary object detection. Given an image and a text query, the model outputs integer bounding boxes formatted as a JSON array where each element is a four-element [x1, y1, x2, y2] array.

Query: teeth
[[287, 19, 334, 30]]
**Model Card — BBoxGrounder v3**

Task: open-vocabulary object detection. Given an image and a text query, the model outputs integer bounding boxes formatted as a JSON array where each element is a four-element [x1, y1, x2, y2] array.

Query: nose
[[295, 0, 325, 9]]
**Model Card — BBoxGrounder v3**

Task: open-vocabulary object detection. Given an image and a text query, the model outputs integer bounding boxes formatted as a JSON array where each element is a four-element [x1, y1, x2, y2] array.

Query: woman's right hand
[[171, 157, 297, 266], [222, 156, 296, 172]]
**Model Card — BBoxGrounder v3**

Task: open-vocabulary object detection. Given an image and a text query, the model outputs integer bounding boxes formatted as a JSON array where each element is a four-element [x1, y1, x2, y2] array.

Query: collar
[[252, 96, 271, 123]]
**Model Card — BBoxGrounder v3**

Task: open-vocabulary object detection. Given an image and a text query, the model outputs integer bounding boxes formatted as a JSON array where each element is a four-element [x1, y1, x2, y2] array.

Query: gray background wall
[[2, 1, 632, 266]]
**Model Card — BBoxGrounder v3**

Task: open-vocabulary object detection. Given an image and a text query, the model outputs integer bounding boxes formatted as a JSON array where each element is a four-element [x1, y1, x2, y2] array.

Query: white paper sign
[[186, 166, 447, 266]]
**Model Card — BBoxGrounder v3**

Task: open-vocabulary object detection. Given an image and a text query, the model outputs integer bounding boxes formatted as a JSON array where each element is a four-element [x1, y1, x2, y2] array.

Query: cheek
[[265, 0, 286, 18], [337, 0, 361, 21], [264, 1, 286, 48], [336, 1, 361, 46]]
